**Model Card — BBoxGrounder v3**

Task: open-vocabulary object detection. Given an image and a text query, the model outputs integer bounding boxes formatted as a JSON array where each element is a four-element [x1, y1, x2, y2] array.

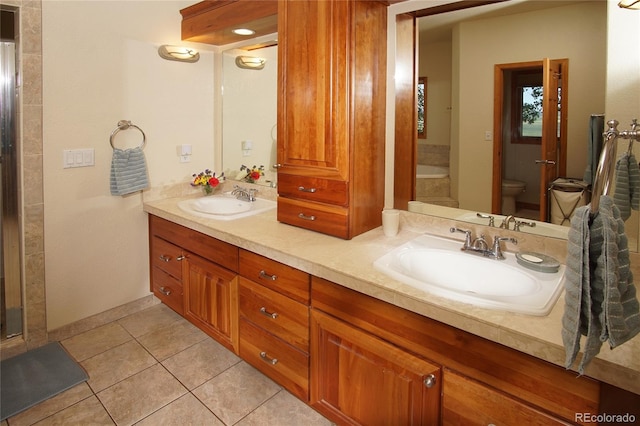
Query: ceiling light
[[235, 56, 266, 70], [158, 45, 200, 63], [232, 28, 256, 36], [618, 0, 640, 9]]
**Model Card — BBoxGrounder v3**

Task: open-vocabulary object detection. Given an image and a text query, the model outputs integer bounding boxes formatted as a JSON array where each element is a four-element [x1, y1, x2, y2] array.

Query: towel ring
[[110, 120, 146, 150]]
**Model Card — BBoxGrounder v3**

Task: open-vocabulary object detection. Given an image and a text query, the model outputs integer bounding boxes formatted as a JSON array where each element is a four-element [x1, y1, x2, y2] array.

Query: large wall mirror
[[221, 37, 278, 187], [389, 0, 640, 251]]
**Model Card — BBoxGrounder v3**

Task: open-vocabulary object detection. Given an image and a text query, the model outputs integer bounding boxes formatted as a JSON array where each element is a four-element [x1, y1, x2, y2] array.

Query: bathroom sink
[[373, 234, 565, 315], [178, 194, 276, 221]]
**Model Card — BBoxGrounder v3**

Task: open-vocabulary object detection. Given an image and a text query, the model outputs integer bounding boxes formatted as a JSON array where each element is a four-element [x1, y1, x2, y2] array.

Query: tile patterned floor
[[2, 304, 332, 425]]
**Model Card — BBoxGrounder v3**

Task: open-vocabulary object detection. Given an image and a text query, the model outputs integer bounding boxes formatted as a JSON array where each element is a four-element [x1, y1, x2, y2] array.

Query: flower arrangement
[[191, 169, 224, 195], [240, 164, 265, 184]]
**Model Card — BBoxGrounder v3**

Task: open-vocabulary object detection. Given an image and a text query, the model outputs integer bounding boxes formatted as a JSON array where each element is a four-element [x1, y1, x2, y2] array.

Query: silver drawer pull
[[176, 255, 186, 261], [298, 186, 317, 193], [260, 351, 278, 365], [159, 255, 171, 262], [259, 270, 278, 281], [260, 307, 279, 319], [159, 286, 171, 296], [298, 213, 316, 221]]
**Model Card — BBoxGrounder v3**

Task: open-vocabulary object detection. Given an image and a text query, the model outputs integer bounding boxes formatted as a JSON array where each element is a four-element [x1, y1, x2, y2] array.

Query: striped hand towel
[[562, 196, 640, 374], [110, 147, 149, 196]]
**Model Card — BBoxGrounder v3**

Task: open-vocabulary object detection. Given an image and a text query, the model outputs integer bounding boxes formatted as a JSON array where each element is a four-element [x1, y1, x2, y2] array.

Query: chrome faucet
[[232, 185, 257, 202], [450, 227, 517, 260], [514, 219, 536, 232], [487, 236, 518, 260], [499, 215, 516, 230], [476, 213, 495, 227]]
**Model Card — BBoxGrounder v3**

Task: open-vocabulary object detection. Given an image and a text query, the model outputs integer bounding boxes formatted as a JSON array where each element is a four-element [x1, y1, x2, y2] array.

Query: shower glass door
[[1, 37, 23, 339]]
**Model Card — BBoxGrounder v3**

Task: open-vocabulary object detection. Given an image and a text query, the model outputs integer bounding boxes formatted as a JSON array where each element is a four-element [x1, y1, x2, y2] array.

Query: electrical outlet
[[484, 131, 493, 141]]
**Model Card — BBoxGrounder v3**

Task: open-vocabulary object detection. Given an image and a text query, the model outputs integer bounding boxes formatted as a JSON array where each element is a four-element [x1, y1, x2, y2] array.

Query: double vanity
[[144, 187, 640, 425]]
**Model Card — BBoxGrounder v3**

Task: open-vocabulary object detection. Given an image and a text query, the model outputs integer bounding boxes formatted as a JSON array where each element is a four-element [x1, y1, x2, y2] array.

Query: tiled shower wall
[[1, 0, 46, 358]]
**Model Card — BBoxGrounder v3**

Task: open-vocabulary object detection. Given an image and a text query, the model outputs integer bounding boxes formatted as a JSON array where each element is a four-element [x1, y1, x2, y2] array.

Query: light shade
[[158, 45, 200, 63], [619, 0, 640, 9], [235, 56, 266, 70], [232, 28, 255, 36]]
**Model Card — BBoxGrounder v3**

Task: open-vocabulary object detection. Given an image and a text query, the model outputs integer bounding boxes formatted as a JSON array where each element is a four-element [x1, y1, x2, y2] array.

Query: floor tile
[[97, 364, 187, 426], [32, 396, 114, 425], [61, 322, 132, 362], [135, 393, 224, 426], [117, 304, 182, 338], [237, 390, 333, 426], [137, 318, 207, 361], [193, 362, 281, 425], [6, 383, 94, 426], [82, 340, 157, 393], [162, 338, 241, 390]]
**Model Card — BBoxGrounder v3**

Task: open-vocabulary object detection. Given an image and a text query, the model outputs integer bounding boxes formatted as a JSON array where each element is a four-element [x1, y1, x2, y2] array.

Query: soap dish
[[515, 251, 560, 273]]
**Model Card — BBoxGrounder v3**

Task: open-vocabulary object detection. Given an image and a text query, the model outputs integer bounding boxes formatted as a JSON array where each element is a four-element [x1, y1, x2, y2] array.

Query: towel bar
[[109, 120, 146, 150]]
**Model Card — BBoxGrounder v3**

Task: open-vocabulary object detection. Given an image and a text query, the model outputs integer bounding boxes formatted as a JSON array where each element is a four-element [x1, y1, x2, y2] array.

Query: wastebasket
[[549, 178, 590, 226]]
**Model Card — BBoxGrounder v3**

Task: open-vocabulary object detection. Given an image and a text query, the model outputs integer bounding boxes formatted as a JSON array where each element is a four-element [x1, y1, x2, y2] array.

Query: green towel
[[562, 196, 640, 374]]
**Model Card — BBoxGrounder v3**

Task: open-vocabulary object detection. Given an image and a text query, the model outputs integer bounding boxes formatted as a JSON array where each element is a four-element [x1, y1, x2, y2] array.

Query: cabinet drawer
[[149, 215, 239, 272], [277, 174, 348, 206], [277, 197, 349, 239], [150, 236, 184, 280], [239, 277, 309, 352], [239, 318, 309, 401], [151, 267, 184, 315], [442, 369, 571, 425], [239, 250, 310, 304]]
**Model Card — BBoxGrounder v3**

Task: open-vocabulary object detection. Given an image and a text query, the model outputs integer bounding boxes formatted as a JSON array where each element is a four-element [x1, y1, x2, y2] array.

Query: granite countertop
[[143, 193, 640, 395]]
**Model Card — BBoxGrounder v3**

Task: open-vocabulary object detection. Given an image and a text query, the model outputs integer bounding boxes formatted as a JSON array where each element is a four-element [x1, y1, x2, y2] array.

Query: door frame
[[491, 59, 568, 218]]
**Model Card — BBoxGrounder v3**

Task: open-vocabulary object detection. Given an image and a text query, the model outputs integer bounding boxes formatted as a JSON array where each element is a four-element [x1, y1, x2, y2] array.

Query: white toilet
[[501, 179, 526, 215]]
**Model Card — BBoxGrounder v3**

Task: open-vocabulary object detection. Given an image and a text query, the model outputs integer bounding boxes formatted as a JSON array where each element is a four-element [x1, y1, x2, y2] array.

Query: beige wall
[[42, 1, 216, 330], [454, 1, 606, 212]]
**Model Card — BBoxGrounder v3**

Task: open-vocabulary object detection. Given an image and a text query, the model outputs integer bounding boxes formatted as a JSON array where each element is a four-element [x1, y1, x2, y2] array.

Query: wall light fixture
[[235, 56, 266, 70], [158, 45, 200, 63], [618, 0, 640, 9]]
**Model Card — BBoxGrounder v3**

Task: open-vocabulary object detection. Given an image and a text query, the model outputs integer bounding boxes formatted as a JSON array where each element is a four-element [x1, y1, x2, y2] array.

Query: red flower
[[250, 171, 261, 181], [208, 176, 220, 187]]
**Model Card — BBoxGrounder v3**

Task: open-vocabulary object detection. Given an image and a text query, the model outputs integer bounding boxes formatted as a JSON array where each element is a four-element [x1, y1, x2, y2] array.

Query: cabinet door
[[311, 310, 441, 425], [184, 253, 238, 353], [443, 369, 572, 426], [277, 0, 350, 180]]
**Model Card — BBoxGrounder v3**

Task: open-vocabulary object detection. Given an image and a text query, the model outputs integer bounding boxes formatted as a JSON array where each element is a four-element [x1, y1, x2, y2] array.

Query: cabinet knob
[[298, 213, 316, 221], [424, 374, 437, 388], [260, 351, 278, 365], [259, 270, 278, 281], [176, 255, 186, 261], [159, 286, 171, 296], [298, 186, 317, 193], [159, 255, 171, 262], [260, 307, 279, 319]]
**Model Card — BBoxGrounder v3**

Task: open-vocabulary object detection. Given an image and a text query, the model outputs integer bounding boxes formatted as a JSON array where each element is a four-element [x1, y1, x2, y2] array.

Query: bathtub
[[416, 164, 449, 179]]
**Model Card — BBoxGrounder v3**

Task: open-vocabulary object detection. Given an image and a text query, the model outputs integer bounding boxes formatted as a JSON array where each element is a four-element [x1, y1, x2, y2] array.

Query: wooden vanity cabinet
[[276, 0, 387, 239], [311, 309, 442, 424], [311, 276, 601, 425], [149, 235, 185, 315], [148, 215, 239, 353], [238, 249, 311, 400], [442, 369, 572, 425]]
